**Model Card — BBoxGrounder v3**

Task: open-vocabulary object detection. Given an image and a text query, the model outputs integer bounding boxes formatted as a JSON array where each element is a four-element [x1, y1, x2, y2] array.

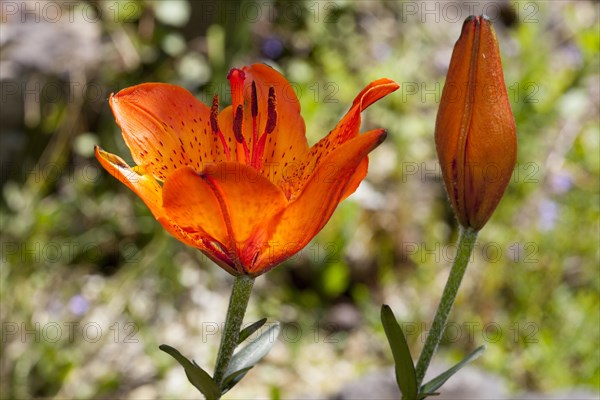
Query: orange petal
[[110, 83, 229, 182], [280, 78, 397, 199], [162, 163, 288, 272], [340, 157, 369, 201], [242, 64, 308, 183], [255, 129, 387, 273], [162, 166, 229, 250], [95, 145, 164, 218], [351, 78, 401, 110], [94, 146, 230, 265]]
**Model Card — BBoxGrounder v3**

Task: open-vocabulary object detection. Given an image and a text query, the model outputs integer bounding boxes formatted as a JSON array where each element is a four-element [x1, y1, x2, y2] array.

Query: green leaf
[[159, 344, 220, 399], [381, 305, 417, 400], [420, 345, 486, 396], [221, 366, 253, 394], [224, 322, 280, 379], [238, 318, 268, 345]]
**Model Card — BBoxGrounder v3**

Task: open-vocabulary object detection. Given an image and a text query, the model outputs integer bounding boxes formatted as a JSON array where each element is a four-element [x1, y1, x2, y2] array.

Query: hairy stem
[[414, 226, 478, 388], [213, 275, 255, 391]]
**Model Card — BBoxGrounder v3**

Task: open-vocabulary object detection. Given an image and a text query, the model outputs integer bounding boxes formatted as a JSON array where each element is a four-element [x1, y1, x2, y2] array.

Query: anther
[[250, 80, 259, 158], [265, 87, 277, 134], [233, 105, 244, 143], [233, 104, 250, 162], [210, 94, 220, 133], [251, 81, 258, 118], [210, 94, 231, 160], [251, 86, 277, 170]]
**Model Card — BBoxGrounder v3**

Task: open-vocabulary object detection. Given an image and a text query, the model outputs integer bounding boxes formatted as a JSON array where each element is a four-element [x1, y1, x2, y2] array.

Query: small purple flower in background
[[69, 294, 89, 316], [262, 37, 284, 59], [538, 199, 558, 232], [550, 172, 572, 194]]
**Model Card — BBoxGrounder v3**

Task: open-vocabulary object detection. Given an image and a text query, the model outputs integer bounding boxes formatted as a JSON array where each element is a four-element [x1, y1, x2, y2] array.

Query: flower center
[[227, 68, 277, 170]]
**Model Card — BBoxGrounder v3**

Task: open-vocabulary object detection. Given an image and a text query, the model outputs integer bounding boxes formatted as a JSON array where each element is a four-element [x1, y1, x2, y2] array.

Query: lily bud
[[435, 15, 517, 231]]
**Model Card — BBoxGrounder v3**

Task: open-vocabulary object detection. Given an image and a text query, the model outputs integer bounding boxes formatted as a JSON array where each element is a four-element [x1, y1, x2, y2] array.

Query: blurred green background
[[1, 0, 598, 398]]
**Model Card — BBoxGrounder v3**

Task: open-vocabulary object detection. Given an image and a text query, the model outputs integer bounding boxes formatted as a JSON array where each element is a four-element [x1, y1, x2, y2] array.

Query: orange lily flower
[[96, 64, 398, 276], [435, 16, 517, 230]]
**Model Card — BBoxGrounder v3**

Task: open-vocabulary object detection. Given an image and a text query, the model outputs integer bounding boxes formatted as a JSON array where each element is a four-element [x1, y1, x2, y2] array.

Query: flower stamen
[[252, 87, 277, 170], [211, 94, 231, 161], [250, 81, 259, 160], [233, 105, 251, 162], [266, 87, 277, 134]]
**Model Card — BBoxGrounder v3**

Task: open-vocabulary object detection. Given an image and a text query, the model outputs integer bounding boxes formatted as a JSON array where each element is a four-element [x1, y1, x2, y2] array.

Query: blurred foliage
[[1, 0, 599, 398]]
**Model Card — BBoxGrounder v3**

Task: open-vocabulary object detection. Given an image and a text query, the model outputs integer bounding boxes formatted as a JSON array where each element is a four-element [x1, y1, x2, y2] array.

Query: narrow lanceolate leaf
[[159, 344, 220, 399], [381, 305, 418, 400], [420, 345, 486, 396], [238, 318, 268, 345], [224, 322, 281, 383]]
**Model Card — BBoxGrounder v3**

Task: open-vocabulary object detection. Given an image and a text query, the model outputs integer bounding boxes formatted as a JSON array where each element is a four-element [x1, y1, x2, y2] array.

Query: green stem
[[213, 275, 255, 391], [414, 226, 478, 388]]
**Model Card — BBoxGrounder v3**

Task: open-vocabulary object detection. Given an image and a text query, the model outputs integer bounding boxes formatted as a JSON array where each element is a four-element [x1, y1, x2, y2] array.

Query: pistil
[[227, 68, 246, 111], [228, 68, 251, 164]]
